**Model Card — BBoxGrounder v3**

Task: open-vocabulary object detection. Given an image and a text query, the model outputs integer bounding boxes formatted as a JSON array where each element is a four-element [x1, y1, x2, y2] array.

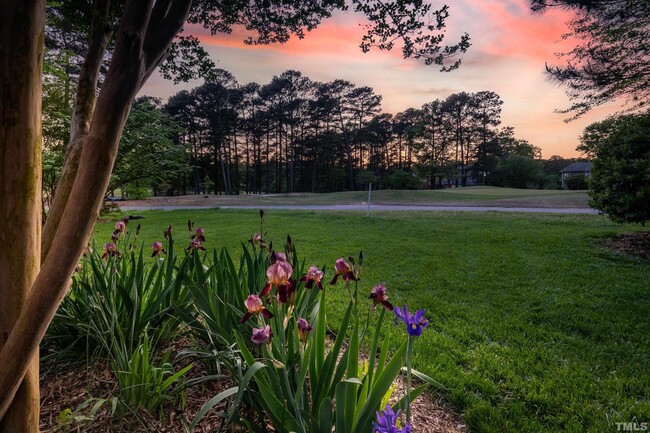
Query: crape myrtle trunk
[[0, 1, 44, 431], [0, 0, 191, 425]]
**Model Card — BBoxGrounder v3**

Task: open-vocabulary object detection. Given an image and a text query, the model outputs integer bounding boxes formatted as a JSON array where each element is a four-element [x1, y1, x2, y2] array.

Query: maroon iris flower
[[111, 220, 127, 241], [187, 240, 206, 253], [330, 258, 357, 284], [102, 242, 120, 259], [300, 266, 324, 290], [151, 241, 166, 257], [260, 252, 295, 303], [297, 317, 313, 342], [248, 233, 266, 248], [192, 227, 206, 242], [370, 284, 394, 311], [239, 294, 274, 323]]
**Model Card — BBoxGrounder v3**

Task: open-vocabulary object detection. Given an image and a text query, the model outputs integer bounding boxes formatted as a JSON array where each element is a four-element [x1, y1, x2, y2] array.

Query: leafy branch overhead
[[531, 0, 649, 118], [47, 0, 471, 95], [168, 0, 470, 82], [354, 0, 470, 70]]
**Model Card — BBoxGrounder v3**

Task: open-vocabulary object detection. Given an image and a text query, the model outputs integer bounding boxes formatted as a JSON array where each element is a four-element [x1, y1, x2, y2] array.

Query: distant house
[[445, 163, 479, 187], [560, 161, 593, 189]]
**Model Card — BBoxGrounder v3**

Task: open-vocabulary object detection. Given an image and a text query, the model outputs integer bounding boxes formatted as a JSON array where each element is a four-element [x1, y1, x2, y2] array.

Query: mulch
[[39, 356, 233, 433], [600, 231, 650, 262], [39, 352, 466, 433]]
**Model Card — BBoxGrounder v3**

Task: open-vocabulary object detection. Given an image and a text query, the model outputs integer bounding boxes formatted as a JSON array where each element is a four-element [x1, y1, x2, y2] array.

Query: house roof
[[561, 162, 593, 173]]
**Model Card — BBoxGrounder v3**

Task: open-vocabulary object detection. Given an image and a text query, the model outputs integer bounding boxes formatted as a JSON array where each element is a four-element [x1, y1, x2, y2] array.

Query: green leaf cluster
[[579, 110, 650, 224]]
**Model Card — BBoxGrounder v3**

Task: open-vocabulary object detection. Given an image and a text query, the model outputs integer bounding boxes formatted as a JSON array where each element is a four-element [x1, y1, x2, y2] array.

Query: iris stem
[[405, 335, 414, 425]]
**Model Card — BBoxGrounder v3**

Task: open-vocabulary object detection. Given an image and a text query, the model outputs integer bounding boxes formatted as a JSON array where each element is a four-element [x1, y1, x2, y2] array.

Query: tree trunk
[[265, 123, 270, 194], [344, 133, 354, 191], [0, 0, 192, 425], [0, 2, 44, 431], [41, 0, 111, 260], [311, 157, 318, 193]]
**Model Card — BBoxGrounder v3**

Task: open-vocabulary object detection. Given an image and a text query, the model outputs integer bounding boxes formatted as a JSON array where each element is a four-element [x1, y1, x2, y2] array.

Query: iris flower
[[330, 258, 356, 284], [151, 241, 166, 257], [192, 227, 206, 242], [301, 266, 324, 290], [102, 242, 120, 259], [115, 220, 127, 232], [111, 220, 127, 241], [373, 405, 412, 433], [187, 239, 206, 253], [370, 284, 394, 311], [297, 317, 313, 342], [248, 232, 267, 248], [251, 325, 272, 345], [260, 252, 295, 303], [239, 294, 274, 323], [394, 304, 428, 337]]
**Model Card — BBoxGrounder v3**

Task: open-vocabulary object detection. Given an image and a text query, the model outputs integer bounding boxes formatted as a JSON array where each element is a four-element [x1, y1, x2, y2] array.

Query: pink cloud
[[139, 3, 618, 158], [193, 18, 368, 58], [463, 0, 576, 62]]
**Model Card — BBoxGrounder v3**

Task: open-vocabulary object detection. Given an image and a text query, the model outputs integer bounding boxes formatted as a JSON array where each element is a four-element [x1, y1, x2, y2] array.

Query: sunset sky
[[140, 0, 623, 158]]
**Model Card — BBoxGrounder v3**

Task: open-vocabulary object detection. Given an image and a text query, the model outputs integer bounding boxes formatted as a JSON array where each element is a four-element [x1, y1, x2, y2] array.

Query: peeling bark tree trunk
[[0, 0, 192, 423], [0, 2, 44, 432]]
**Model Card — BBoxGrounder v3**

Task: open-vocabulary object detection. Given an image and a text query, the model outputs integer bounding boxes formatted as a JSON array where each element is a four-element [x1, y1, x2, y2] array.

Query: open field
[[120, 187, 591, 209], [90, 209, 650, 433]]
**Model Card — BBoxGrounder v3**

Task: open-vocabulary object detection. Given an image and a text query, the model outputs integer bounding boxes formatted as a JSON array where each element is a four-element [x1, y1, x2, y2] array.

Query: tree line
[[44, 67, 579, 197]]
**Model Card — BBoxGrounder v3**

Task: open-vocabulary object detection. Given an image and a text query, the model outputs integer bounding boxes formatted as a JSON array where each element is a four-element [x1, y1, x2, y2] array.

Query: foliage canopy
[[578, 110, 650, 224]]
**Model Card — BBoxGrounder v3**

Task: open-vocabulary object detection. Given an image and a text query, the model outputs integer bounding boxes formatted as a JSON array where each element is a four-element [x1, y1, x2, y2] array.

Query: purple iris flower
[[394, 304, 428, 337], [373, 405, 412, 433]]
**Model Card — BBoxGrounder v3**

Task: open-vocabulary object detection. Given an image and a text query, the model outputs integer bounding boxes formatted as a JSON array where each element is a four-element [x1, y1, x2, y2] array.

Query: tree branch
[[41, 0, 112, 262], [141, 0, 192, 87]]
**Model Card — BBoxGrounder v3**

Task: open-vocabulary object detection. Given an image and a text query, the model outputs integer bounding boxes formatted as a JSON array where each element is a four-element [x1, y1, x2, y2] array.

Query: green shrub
[[113, 334, 192, 414], [579, 111, 650, 224], [388, 170, 422, 190], [124, 184, 150, 200]]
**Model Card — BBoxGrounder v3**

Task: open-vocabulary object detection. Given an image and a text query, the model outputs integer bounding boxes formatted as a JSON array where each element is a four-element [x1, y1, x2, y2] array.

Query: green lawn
[[130, 186, 590, 208], [95, 209, 650, 433]]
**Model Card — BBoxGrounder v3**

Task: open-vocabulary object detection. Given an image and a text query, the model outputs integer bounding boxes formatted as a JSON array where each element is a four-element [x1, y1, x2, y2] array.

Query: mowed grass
[[130, 186, 590, 208], [95, 210, 650, 433]]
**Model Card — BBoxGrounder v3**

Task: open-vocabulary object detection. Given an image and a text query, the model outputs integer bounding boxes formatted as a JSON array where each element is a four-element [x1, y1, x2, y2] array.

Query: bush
[[356, 170, 378, 189], [579, 111, 650, 224], [565, 174, 589, 190], [388, 170, 422, 190], [495, 154, 543, 189], [124, 184, 150, 200]]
